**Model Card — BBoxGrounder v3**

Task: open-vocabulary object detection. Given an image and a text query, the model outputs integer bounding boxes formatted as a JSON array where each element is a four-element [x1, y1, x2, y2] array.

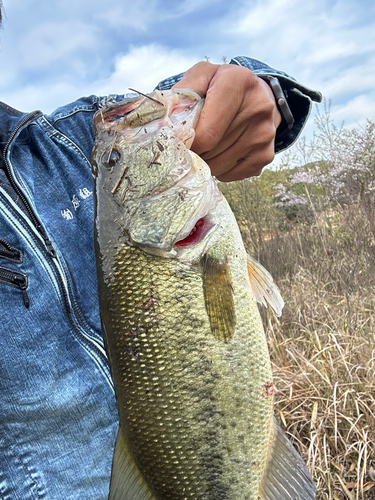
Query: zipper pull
[[44, 237, 57, 258], [12, 274, 30, 308], [37, 224, 57, 257], [21, 288, 30, 308]]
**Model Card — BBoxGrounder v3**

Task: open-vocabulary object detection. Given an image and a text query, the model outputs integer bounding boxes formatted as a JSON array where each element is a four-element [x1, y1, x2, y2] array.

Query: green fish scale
[[103, 242, 273, 500]]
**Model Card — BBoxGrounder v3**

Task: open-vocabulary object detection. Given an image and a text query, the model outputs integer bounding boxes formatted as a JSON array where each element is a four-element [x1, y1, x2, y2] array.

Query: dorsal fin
[[109, 428, 156, 500], [259, 418, 316, 499], [203, 255, 236, 343], [247, 255, 284, 316]]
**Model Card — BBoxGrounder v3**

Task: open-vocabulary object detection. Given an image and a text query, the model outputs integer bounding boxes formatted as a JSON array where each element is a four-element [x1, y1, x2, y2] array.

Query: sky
[[0, 0, 374, 159]]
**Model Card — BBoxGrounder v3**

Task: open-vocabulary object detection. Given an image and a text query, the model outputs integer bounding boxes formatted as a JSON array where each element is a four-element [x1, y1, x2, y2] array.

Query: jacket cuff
[[230, 56, 322, 153]]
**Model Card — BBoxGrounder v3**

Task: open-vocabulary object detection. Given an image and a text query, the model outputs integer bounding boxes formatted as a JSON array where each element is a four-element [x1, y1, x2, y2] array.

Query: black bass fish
[[91, 88, 316, 500]]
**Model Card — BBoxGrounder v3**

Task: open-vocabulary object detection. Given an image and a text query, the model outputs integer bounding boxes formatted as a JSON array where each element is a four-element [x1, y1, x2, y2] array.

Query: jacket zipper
[[0, 238, 22, 262], [2, 110, 56, 257], [0, 266, 29, 308], [0, 111, 111, 377], [0, 211, 110, 376]]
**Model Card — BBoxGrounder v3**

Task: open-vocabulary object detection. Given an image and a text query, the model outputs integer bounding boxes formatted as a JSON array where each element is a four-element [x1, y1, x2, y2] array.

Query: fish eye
[[102, 148, 121, 169]]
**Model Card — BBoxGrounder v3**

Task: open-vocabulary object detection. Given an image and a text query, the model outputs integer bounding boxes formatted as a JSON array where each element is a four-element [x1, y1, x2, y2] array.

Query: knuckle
[[197, 128, 220, 152], [240, 69, 259, 91], [262, 99, 277, 118], [221, 64, 258, 87], [255, 144, 275, 168], [180, 61, 217, 83], [249, 78, 278, 117], [194, 60, 214, 71], [256, 122, 277, 146], [263, 125, 277, 145], [252, 96, 277, 123]]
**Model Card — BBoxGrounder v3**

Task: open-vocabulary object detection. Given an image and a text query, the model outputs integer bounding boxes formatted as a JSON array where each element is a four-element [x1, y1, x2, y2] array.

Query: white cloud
[[15, 22, 99, 69], [1, 44, 201, 113], [1, 0, 375, 138], [331, 94, 375, 126], [321, 61, 375, 100], [94, 44, 200, 96], [93, 0, 159, 30], [165, 0, 224, 17], [223, 0, 375, 79], [0, 81, 90, 114], [216, 0, 375, 136]]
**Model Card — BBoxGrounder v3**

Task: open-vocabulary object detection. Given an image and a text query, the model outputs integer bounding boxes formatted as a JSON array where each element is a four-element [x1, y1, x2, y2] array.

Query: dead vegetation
[[261, 207, 375, 499], [219, 112, 375, 498]]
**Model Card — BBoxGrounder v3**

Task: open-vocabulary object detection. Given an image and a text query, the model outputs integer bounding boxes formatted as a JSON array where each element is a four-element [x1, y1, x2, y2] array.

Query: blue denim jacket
[[0, 57, 321, 500]]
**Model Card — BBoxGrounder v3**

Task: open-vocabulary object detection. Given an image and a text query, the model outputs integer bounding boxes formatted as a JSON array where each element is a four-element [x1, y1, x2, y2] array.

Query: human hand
[[172, 61, 282, 182]]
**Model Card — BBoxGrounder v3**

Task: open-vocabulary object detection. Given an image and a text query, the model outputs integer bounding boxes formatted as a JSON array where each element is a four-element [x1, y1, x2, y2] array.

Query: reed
[[262, 206, 375, 499]]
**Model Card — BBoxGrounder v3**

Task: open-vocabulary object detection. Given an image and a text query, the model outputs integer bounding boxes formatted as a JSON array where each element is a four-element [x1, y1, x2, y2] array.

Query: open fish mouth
[[174, 217, 208, 247], [92, 88, 224, 258], [94, 88, 203, 149]]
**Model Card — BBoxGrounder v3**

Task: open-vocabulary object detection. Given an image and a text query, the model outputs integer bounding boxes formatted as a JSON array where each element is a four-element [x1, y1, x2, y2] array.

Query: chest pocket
[[0, 240, 29, 308]]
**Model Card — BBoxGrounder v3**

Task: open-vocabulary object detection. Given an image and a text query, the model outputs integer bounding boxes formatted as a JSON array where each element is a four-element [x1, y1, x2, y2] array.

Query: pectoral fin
[[259, 418, 316, 499], [203, 255, 236, 343], [247, 255, 284, 317], [109, 428, 156, 500]]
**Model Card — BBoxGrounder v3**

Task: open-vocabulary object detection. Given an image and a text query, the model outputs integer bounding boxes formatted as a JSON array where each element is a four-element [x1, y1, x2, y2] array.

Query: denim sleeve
[[155, 56, 323, 153]]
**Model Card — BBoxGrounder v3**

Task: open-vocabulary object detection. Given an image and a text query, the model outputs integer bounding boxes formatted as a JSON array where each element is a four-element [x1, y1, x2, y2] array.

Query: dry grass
[[259, 207, 375, 499]]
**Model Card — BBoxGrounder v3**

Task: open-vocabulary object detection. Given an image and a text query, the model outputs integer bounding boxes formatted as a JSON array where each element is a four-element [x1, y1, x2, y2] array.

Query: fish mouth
[[134, 210, 219, 261], [174, 216, 214, 249], [93, 89, 203, 148]]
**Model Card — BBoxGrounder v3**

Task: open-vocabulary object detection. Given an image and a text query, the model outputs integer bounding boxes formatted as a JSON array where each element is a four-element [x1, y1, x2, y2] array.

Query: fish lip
[[93, 88, 203, 134]]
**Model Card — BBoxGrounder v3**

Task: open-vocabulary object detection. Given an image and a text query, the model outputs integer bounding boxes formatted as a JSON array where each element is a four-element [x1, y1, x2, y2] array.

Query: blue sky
[[1, 0, 374, 152]]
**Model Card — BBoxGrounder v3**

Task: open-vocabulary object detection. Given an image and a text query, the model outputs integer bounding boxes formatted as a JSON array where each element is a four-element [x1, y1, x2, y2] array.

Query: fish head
[[92, 89, 223, 260]]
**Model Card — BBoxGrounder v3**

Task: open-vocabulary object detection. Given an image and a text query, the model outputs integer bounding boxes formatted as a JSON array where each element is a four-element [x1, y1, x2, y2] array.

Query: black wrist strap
[[261, 75, 295, 138]]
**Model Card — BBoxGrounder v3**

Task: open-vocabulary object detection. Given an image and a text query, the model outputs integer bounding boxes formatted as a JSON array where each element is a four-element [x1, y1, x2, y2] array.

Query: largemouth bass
[[91, 89, 316, 500]]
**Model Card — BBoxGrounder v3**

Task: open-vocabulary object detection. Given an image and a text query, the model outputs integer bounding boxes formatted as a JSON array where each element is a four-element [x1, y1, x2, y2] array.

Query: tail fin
[[259, 419, 316, 499]]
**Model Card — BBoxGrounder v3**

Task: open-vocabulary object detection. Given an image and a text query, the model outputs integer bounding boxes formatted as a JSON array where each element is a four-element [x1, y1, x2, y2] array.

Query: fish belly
[[100, 238, 273, 500]]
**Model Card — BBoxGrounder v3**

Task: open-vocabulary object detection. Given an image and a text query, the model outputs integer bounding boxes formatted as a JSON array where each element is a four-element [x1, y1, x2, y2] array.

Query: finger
[[172, 61, 220, 96], [191, 73, 244, 156], [197, 106, 248, 160], [193, 70, 280, 158], [215, 142, 276, 182], [192, 66, 263, 156], [173, 62, 237, 155], [206, 118, 277, 178]]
